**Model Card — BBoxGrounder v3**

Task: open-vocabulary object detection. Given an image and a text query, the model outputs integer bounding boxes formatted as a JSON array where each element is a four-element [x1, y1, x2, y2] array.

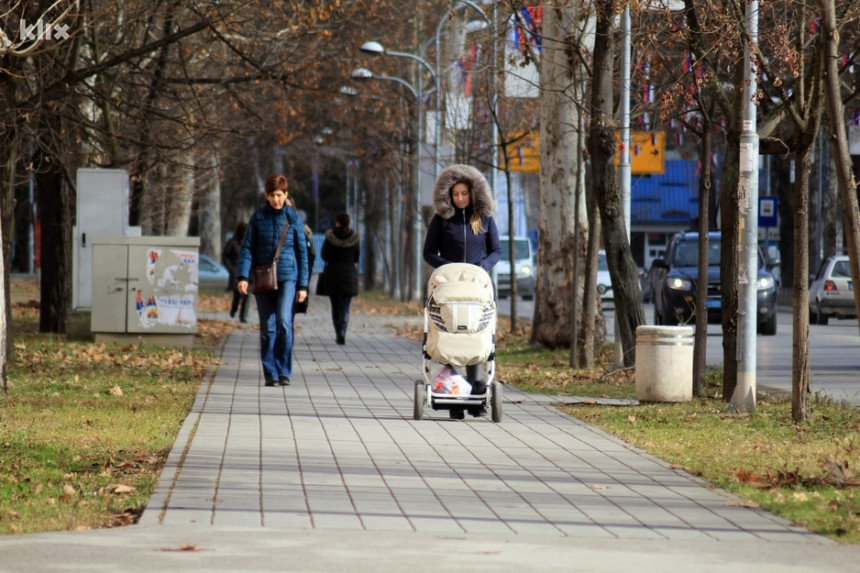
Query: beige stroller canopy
[[425, 263, 496, 368]]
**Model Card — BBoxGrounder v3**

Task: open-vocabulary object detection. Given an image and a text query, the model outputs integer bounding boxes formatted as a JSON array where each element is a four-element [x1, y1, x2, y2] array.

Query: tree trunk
[[531, 3, 583, 349], [792, 144, 813, 421], [570, 106, 588, 367], [388, 175, 400, 300], [0, 203, 6, 395], [1, 71, 20, 362], [581, 200, 600, 368], [0, 130, 16, 365], [35, 148, 73, 334], [590, 0, 643, 367], [693, 126, 713, 397], [504, 165, 519, 332], [720, 125, 741, 401], [819, 0, 860, 335], [773, 155, 794, 285], [166, 157, 194, 237], [822, 151, 839, 258], [198, 153, 222, 259]]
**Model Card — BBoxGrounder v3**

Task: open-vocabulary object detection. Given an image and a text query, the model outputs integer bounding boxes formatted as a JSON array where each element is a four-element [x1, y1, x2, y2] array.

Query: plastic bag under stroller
[[430, 364, 472, 395]]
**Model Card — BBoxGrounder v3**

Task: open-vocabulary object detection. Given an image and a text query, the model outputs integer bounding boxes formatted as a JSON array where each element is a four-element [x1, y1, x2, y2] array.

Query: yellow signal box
[[615, 131, 665, 175]]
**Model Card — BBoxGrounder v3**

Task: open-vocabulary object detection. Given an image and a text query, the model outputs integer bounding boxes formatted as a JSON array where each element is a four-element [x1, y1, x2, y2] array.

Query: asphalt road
[[497, 297, 860, 406]]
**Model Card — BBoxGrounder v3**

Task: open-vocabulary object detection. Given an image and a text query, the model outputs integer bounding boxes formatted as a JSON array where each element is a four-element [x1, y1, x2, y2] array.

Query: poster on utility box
[[134, 247, 198, 331]]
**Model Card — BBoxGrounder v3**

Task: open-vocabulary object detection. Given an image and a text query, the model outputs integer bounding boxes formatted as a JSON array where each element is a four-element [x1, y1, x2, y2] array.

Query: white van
[[496, 235, 536, 300]]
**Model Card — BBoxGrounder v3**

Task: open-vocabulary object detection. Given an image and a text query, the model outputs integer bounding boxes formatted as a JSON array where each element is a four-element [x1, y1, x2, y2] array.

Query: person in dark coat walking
[[237, 174, 309, 387], [223, 221, 248, 323], [423, 164, 501, 419], [320, 213, 359, 345], [287, 196, 315, 324]]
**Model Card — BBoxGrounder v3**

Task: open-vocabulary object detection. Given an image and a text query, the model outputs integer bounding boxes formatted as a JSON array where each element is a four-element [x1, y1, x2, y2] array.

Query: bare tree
[[589, 0, 645, 368], [643, 0, 858, 410], [531, 2, 591, 351], [818, 0, 860, 342]]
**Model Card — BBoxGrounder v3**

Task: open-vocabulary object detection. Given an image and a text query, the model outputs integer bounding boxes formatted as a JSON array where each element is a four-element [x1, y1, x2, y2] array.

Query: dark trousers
[[329, 295, 353, 344], [230, 288, 248, 321], [449, 364, 486, 418]]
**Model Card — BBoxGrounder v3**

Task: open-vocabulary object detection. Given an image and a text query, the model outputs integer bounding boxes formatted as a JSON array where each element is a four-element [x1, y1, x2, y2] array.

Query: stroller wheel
[[413, 380, 425, 420], [490, 381, 503, 423]]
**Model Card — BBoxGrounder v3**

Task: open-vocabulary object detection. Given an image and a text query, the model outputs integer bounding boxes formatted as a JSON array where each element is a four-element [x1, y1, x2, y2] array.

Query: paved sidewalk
[[2, 304, 860, 572]]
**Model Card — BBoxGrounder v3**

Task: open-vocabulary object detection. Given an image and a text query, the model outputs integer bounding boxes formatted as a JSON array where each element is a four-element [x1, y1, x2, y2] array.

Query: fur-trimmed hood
[[324, 227, 359, 248], [432, 164, 495, 220]]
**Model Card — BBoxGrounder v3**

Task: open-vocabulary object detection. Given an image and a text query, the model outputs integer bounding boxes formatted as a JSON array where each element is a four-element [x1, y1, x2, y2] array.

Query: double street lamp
[[354, 4, 496, 301], [353, 47, 438, 303]]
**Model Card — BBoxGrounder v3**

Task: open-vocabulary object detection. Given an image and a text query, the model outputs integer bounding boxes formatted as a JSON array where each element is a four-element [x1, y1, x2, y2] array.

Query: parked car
[[760, 242, 782, 287], [198, 254, 230, 290], [808, 255, 856, 325], [597, 250, 613, 308], [649, 231, 778, 335], [496, 235, 536, 300]]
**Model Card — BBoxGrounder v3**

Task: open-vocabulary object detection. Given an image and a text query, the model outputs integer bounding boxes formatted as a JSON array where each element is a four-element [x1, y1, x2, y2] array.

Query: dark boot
[[339, 316, 348, 345], [466, 365, 484, 390], [466, 364, 487, 417], [332, 313, 343, 345], [334, 320, 345, 345]]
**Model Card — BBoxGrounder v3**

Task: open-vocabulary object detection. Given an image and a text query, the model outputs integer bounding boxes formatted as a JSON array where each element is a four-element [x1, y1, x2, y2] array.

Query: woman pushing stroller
[[423, 164, 502, 419]]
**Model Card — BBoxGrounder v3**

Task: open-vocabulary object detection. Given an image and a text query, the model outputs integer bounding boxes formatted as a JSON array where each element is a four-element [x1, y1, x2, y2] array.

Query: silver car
[[198, 253, 230, 291], [808, 255, 856, 325], [496, 236, 536, 300], [597, 250, 613, 309]]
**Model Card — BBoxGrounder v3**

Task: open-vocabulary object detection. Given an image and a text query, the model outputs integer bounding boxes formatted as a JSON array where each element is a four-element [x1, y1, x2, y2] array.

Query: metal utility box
[[74, 168, 131, 311], [91, 236, 200, 345]]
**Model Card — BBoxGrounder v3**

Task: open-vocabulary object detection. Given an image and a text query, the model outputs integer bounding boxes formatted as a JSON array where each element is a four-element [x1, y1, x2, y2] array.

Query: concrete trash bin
[[635, 325, 694, 402]]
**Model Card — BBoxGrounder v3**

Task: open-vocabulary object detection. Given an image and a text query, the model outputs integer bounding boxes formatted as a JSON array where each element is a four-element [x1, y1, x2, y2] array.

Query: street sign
[[759, 196, 778, 228], [615, 131, 665, 175]]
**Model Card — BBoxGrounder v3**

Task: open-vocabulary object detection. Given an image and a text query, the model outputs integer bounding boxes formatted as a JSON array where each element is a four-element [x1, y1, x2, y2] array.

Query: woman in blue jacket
[[423, 164, 501, 418], [237, 174, 309, 387]]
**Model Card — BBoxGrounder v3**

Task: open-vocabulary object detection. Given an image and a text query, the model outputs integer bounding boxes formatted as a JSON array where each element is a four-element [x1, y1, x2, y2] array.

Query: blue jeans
[[254, 280, 296, 381]]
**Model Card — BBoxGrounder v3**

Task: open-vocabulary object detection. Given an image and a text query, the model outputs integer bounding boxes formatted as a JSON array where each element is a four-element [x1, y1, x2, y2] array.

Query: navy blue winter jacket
[[423, 207, 501, 272], [238, 203, 309, 290]]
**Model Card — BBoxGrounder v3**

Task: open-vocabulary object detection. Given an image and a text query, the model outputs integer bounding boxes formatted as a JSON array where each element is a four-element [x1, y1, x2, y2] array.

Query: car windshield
[[598, 251, 608, 271], [500, 239, 530, 260], [672, 239, 721, 267], [673, 238, 771, 269]]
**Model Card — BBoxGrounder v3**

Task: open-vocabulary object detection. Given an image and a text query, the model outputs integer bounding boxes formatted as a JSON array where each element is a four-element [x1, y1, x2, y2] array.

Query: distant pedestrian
[[319, 213, 359, 345], [223, 221, 249, 323], [237, 174, 309, 387], [287, 196, 315, 322]]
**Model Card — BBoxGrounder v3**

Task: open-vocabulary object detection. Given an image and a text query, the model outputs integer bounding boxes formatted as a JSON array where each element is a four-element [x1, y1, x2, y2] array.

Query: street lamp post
[[351, 66, 427, 302], [358, 6, 494, 300], [361, 40, 439, 181], [357, 42, 440, 303]]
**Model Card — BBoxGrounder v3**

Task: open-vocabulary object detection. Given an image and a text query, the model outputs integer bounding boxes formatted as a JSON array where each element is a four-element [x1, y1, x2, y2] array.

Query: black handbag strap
[[272, 218, 289, 263]]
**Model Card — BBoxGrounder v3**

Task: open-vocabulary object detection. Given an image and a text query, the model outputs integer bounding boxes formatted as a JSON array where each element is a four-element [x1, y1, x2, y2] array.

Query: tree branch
[[26, 17, 213, 107]]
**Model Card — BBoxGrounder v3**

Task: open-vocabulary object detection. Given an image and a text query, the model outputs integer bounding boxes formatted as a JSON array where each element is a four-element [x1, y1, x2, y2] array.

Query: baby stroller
[[414, 263, 502, 422]]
